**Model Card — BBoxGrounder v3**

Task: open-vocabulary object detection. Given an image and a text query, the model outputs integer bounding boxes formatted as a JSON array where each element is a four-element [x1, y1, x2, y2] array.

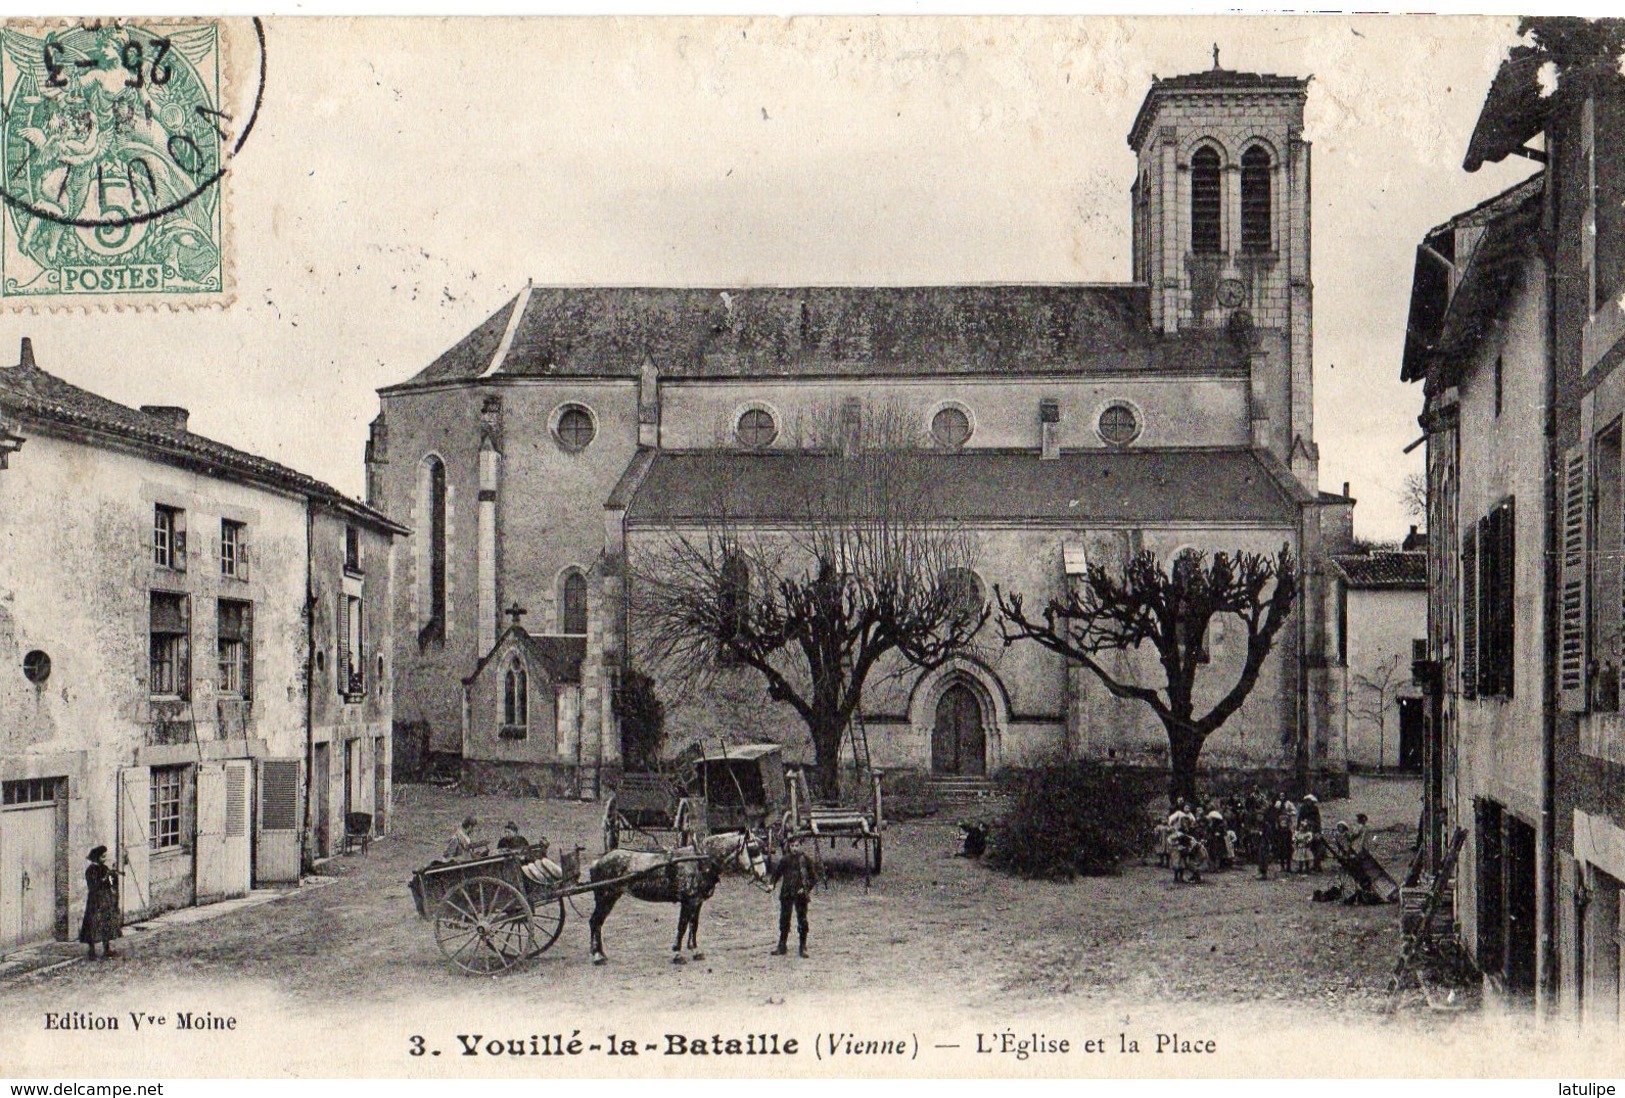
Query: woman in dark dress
[[78, 845, 121, 959]]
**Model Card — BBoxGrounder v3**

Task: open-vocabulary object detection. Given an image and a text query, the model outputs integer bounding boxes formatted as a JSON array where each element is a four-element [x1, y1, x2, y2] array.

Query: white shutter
[[117, 768, 151, 919], [1560, 447, 1590, 712], [195, 763, 229, 903]]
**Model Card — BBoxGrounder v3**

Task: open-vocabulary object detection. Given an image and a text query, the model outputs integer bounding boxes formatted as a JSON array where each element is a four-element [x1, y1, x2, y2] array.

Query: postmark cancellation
[[0, 20, 233, 306]]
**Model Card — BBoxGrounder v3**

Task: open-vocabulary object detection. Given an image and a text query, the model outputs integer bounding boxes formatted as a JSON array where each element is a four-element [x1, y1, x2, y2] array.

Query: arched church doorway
[[932, 681, 986, 776]]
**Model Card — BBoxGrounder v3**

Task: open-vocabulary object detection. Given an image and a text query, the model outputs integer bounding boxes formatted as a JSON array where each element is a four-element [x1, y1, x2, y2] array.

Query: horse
[[586, 830, 767, 965]]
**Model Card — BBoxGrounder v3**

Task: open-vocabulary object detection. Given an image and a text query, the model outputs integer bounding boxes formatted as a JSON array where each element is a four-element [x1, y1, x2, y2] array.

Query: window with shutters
[[153, 504, 186, 571], [338, 594, 364, 701], [149, 592, 190, 699], [217, 599, 252, 700], [1461, 527, 1479, 700], [1190, 145, 1223, 254], [344, 525, 362, 577], [220, 519, 247, 578], [149, 764, 188, 852], [1560, 446, 1591, 711], [1594, 424, 1623, 712], [718, 553, 749, 665]]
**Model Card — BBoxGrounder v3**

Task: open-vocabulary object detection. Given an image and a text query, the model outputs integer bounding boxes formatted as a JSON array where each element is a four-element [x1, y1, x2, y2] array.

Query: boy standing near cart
[[770, 835, 818, 958]]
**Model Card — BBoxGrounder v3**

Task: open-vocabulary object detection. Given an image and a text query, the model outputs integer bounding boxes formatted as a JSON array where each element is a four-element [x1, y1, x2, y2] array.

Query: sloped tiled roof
[[1331, 552, 1428, 590], [623, 448, 1302, 526], [384, 284, 1250, 391], [1401, 174, 1545, 384], [1464, 45, 1552, 173], [0, 350, 404, 534]]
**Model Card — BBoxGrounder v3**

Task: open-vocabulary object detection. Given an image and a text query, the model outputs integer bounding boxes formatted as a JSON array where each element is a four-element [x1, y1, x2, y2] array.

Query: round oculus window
[[555, 406, 596, 452], [1098, 404, 1140, 446], [22, 649, 50, 684], [931, 406, 972, 448], [736, 408, 778, 448]]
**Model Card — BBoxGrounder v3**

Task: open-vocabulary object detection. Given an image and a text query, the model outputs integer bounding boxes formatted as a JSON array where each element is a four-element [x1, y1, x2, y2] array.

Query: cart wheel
[[434, 877, 535, 975], [872, 833, 883, 874], [527, 897, 567, 955]]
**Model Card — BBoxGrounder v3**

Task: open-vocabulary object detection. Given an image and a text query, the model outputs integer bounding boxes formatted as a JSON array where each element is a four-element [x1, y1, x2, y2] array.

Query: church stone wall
[[656, 374, 1252, 452], [628, 519, 1307, 778], [375, 378, 638, 754], [373, 385, 487, 752]]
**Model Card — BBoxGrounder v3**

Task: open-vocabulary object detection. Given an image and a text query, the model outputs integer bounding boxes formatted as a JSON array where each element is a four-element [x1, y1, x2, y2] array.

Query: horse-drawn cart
[[410, 836, 759, 974]]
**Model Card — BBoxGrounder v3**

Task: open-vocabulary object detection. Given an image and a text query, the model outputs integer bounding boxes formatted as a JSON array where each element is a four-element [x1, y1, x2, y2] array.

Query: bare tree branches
[[996, 545, 1298, 801], [628, 400, 986, 796], [1351, 652, 1407, 768], [1399, 472, 1427, 522]]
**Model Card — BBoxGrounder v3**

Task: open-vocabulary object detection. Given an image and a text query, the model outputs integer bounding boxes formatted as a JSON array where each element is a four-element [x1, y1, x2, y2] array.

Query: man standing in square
[[770, 836, 818, 958]]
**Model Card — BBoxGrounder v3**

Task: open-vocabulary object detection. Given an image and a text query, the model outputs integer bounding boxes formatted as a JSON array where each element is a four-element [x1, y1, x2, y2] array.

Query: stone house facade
[[1329, 551, 1427, 771], [0, 341, 401, 951]]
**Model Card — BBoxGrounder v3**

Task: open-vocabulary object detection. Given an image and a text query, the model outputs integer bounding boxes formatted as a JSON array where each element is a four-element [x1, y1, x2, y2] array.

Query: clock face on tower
[[1216, 278, 1246, 308]]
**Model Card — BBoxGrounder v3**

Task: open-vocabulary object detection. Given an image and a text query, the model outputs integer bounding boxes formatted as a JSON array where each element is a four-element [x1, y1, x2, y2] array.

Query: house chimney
[[1343, 481, 1350, 498], [1039, 398, 1060, 460], [141, 405, 190, 433], [15, 337, 34, 369]]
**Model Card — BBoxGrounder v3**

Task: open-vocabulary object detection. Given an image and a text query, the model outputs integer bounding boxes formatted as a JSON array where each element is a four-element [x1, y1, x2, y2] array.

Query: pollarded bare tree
[[996, 546, 1297, 805], [629, 402, 987, 799]]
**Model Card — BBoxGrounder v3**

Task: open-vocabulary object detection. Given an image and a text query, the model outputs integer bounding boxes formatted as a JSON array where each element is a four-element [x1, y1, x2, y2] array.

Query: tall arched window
[[560, 569, 588, 635], [503, 659, 528, 732], [1190, 146, 1222, 254], [420, 456, 447, 639], [1241, 146, 1272, 253]]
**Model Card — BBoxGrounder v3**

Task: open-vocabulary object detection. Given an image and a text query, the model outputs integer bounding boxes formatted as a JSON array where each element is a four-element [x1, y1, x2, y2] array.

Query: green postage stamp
[[0, 20, 231, 304]]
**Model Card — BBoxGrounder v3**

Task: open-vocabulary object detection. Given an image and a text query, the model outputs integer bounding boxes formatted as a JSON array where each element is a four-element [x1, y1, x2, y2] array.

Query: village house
[[1329, 547, 1428, 771], [368, 60, 1355, 796], [1405, 172, 1550, 1011], [1404, 17, 1625, 1023], [0, 340, 402, 951]]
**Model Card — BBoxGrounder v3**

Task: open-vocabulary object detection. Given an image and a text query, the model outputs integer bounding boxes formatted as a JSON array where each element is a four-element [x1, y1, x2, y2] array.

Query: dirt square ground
[[0, 775, 1424, 1016]]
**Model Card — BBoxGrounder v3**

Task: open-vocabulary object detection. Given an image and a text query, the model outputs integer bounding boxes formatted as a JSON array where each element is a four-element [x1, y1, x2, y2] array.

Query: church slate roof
[[463, 627, 586, 687], [0, 347, 405, 534], [621, 448, 1300, 526], [1330, 552, 1428, 591], [384, 284, 1251, 390]]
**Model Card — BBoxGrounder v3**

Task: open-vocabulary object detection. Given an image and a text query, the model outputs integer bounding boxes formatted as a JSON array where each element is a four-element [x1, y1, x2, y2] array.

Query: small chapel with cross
[[458, 598, 591, 794]]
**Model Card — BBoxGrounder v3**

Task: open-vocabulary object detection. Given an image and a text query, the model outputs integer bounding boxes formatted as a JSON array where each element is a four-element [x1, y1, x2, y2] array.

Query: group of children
[[444, 813, 820, 958], [1160, 790, 1370, 883]]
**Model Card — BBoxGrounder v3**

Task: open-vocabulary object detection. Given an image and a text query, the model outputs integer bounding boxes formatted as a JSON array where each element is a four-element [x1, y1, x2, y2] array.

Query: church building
[[367, 61, 1353, 794]]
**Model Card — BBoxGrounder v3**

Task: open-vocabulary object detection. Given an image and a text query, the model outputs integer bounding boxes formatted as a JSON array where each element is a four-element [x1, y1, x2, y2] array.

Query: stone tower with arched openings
[[1127, 56, 1317, 490]]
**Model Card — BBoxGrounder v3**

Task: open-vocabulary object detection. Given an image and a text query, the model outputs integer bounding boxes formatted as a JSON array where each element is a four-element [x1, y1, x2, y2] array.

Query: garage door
[[2, 778, 62, 951]]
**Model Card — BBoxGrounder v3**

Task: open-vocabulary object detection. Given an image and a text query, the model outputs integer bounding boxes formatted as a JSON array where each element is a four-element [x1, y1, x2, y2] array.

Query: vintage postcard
[[0, 10, 1622, 1085]]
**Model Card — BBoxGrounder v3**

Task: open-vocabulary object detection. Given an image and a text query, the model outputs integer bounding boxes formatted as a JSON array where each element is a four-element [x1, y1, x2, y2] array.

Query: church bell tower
[[1127, 50, 1317, 488]]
